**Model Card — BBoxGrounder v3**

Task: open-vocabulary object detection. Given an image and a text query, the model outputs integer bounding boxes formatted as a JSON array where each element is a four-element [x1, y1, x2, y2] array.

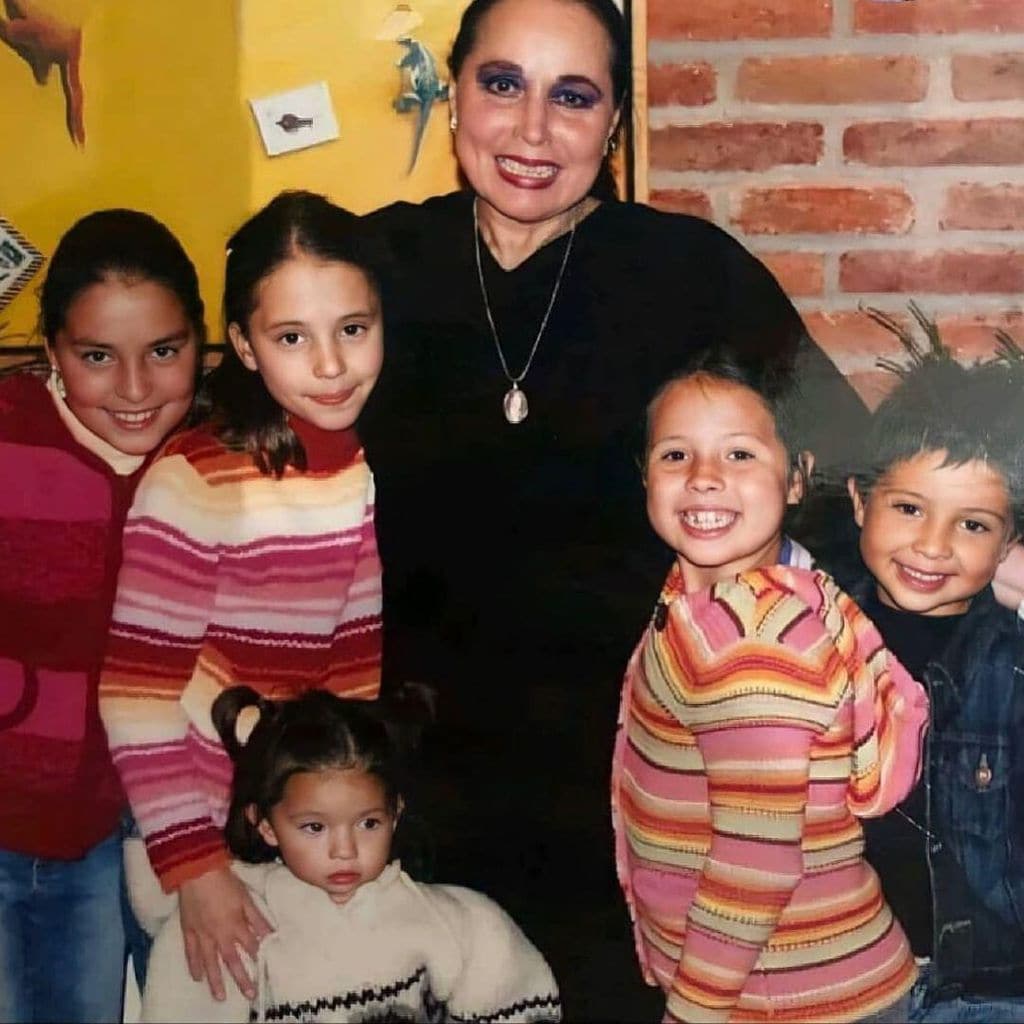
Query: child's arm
[[99, 452, 228, 889], [653, 572, 840, 1023], [843, 589, 929, 818], [100, 453, 272, 998], [430, 885, 561, 1022], [666, 724, 811, 1024]]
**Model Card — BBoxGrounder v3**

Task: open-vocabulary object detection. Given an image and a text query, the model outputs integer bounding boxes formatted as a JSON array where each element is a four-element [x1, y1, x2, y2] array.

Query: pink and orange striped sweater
[[99, 419, 382, 891], [611, 564, 929, 1023]]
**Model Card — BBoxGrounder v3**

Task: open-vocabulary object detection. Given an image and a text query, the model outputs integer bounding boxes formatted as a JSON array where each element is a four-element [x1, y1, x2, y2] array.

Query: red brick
[[936, 312, 1024, 361], [941, 183, 1024, 231], [855, 0, 1024, 35], [650, 0, 831, 40], [844, 119, 1024, 166], [648, 188, 714, 219], [736, 55, 927, 104], [802, 309, 907, 409], [839, 249, 1024, 293], [952, 53, 1024, 101], [648, 62, 716, 107], [755, 251, 825, 296], [734, 185, 913, 234], [650, 122, 823, 172]]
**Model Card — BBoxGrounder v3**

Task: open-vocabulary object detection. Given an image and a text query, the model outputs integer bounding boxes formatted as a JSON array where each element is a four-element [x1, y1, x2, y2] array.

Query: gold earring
[[49, 364, 66, 399]]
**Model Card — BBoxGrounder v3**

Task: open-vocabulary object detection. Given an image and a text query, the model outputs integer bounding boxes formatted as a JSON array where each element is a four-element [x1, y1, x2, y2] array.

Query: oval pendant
[[503, 385, 528, 424]]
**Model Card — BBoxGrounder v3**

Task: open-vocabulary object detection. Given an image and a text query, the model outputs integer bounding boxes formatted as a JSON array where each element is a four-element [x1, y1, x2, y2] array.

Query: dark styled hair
[[203, 190, 383, 478], [643, 344, 808, 468], [448, 0, 631, 200], [212, 687, 403, 864], [853, 307, 1024, 533], [39, 208, 206, 350]]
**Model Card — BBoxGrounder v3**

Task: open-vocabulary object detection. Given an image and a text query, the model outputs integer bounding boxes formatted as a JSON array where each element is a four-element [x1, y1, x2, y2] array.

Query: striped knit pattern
[[611, 564, 928, 1023], [100, 425, 382, 890]]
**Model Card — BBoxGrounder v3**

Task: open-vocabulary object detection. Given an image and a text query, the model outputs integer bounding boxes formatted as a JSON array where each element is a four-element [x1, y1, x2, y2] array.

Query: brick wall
[[644, 0, 1024, 407]]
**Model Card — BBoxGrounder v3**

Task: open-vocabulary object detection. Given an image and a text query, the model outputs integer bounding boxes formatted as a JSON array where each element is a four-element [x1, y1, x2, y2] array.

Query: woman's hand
[[178, 866, 273, 1001]]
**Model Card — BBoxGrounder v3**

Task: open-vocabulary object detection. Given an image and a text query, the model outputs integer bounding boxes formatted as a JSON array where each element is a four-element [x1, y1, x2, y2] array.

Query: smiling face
[[228, 256, 383, 432], [49, 276, 198, 456], [850, 450, 1016, 617], [645, 377, 805, 593], [450, 0, 619, 230], [256, 767, 397, 905]]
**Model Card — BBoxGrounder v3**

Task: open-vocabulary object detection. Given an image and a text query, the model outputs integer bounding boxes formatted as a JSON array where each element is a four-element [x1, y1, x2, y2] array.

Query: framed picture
[[0, 216, 43, 315]]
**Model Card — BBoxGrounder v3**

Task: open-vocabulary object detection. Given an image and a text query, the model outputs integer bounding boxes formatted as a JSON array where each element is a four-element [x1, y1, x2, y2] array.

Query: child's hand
[[178, 866, 273, 1002], [992, 540, 1024, 613]]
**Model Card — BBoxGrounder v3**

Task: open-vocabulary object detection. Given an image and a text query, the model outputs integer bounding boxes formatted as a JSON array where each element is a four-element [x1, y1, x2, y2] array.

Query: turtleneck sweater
[[0, 373, 146, 858]]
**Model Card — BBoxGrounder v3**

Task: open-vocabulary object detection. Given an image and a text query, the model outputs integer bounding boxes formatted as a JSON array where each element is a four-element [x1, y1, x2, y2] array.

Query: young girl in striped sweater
[[611, 349, 930, 1023], [100, 191, 384, 1006]]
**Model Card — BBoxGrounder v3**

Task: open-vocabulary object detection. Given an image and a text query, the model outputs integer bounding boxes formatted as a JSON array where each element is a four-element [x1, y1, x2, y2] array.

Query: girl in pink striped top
[[611, 350, 929, 1023], [100, 192, 384, 1006]]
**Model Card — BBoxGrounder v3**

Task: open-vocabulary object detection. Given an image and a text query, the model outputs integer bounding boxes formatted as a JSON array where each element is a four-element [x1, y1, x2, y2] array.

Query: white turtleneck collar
[[47, 370, 146, 477]]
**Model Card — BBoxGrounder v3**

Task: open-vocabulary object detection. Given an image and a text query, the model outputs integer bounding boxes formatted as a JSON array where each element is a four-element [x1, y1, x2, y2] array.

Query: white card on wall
[[250, 82, 340, 157]]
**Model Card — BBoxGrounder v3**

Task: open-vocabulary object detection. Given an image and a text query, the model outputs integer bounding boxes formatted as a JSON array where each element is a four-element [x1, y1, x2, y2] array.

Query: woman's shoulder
[[595, 199, 748, 252], [362, 191, 470, 240]]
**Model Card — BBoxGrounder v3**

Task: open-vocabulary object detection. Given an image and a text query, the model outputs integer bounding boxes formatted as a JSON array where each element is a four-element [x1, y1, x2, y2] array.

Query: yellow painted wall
[[3, 1, 625, 346], [2, 0, 246, 344], [240, 0, 461, 213]]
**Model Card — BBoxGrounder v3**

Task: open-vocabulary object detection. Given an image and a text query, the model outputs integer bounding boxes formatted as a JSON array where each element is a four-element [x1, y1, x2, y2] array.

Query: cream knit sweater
[[132, 855, 561, 1023]]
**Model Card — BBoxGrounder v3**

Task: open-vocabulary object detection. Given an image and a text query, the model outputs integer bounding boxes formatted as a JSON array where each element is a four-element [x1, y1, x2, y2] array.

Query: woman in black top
[[359, 0, 866, 1017]]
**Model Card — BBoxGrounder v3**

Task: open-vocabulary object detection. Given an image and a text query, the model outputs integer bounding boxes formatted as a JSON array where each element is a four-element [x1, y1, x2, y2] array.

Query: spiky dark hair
[[854, 304, 1024, 533]]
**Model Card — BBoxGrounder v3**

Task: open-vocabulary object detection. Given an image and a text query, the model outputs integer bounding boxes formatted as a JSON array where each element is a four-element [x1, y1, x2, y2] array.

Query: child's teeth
[[904, 566, 943, 582], [113, 410, 154, 423], [683, 510, 735, 529]]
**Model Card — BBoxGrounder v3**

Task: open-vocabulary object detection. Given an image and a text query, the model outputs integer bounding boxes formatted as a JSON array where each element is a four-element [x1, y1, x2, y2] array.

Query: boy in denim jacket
[[837, 329, 1024, 1022]]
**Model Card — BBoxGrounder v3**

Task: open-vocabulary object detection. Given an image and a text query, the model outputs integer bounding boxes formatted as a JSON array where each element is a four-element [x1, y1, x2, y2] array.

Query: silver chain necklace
[[473, 199, 577, 425]]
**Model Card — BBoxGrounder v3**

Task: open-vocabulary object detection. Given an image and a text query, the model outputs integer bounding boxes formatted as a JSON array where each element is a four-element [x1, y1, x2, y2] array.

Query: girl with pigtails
[[133, 686, 561, 1024]]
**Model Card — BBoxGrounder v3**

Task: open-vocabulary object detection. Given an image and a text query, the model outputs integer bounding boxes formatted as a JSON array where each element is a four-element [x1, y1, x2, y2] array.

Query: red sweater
[[0, 374, 141, 858]]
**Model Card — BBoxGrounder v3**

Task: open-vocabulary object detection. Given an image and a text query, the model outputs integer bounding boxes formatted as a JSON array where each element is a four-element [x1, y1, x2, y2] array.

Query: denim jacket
[[848, 576, 1024, 999]]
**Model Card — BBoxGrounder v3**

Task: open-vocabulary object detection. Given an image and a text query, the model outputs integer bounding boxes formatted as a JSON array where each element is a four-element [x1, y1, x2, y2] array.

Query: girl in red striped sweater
[[611, 349, 929, 1023], [0, 209, 203, 1023]]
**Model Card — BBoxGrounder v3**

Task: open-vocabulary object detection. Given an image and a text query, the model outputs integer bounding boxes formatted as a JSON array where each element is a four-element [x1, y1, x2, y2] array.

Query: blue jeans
[[859, 992, 911, 1023], [0, 830, 125, 1023], [909, 963, 1024, 1023]]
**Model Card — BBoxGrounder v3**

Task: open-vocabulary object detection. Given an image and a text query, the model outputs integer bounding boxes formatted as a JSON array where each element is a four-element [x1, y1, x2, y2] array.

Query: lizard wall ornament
[[393, 36, 448, 175]]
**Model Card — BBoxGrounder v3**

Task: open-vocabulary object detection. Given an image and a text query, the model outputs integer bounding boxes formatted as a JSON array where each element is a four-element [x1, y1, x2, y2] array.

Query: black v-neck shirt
[[362, 192, 866, 696]]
